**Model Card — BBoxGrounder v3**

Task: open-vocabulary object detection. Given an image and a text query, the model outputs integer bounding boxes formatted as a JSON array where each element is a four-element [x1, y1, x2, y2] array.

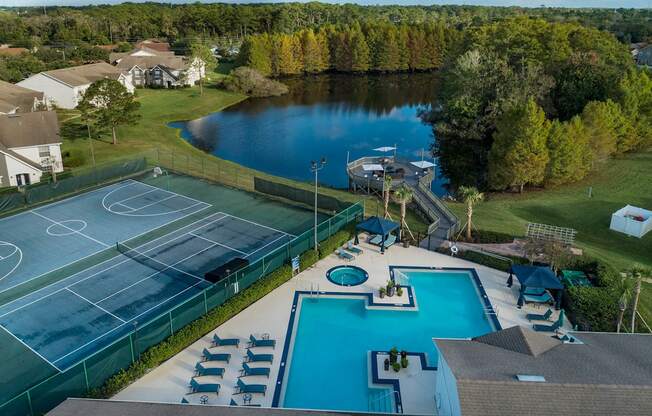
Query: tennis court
[[0, 179, 210, 294], [0, 211, 293, 371]]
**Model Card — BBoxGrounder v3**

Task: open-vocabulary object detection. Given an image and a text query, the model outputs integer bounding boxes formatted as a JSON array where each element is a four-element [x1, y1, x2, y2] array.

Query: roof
[[0, 80, 44, 113], [0, 47, 28, 56], [0, 111, 61, 148], [135, 40, 171, 52], [511, 265, 563, 289], [109, 47, 175, 64], [42, 62, 126, 87], [436, 328, 652, 416], [356, 216, 400, 235], [116, 55, 186, 71], [47, 399, 375, 416]]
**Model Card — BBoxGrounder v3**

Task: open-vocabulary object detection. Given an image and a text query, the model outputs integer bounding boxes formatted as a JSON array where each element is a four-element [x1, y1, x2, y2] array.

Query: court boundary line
[[0, 212, 228, 317], [31, 211, 110, 248], [132, 179, 208, 206], [0, 323, 62, 372], [221, 212, 297, 238], [244, 234, 289, 259], [110, 187, 158, 208], [0, 195, 211, 296], [187, 232, 248, 256], [66, 288, 126, 323]]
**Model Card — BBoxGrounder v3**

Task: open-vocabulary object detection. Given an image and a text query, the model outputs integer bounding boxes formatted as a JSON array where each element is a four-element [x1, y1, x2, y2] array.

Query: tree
[[78, 79, 140, 145], [189, 41, 213, 96], [616, 272, 635, 333], [349, 26, 370, 73], [581, 100, 634, 160], [458, 186, 483, 241], [392, 185, 413, 240], [238, 34, 272, 76], [488, 98, 551, 192], [628, 266, 649, 333], [301, 29, 325, 73], [545, 117, 592, 186], [383, 175, 393, 219]]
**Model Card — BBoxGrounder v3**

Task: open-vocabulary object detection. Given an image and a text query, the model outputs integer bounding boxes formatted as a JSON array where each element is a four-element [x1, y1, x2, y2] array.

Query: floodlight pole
[[311, 158, 327, 253]]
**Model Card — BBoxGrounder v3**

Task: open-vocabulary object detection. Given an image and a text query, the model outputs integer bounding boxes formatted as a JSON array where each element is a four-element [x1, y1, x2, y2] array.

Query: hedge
[[90, 227, 353, 399], [457, 229, 515, 244], [437, 247, 529, 272]]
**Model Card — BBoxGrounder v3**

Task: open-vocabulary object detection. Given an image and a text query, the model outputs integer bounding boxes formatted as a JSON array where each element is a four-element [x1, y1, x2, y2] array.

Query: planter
[[401, 357, 408, 368], [392, 362, 401, 372], [389, 347, 399, 364], [384, 358, 390, 371]]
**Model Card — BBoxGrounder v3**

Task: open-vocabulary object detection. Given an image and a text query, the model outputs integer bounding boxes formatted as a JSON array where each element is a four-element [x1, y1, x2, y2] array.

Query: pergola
[[508, 264, 564, 310], [354, 216, 400, 253]]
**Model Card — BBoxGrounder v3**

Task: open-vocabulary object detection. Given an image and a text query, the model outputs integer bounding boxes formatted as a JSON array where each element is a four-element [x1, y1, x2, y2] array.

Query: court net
[[116, 242, 199, 281]]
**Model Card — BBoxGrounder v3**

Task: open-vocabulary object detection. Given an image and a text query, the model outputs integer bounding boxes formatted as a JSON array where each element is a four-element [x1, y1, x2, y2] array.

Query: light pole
[[310, 158, 327, 252]]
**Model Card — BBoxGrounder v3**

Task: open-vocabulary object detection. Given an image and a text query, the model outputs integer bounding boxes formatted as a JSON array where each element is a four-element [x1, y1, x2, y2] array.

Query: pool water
[[281, 269, 495, 413], [327, 266, 369, 286]]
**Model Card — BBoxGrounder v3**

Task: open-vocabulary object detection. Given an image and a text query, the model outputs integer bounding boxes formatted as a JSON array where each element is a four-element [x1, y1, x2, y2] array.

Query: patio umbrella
[[373, 146, 396, 153]]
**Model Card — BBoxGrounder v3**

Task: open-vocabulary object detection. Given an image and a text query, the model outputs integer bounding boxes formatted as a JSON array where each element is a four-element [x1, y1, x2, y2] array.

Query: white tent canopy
[[609, 205, 652, 238], [373, 146, 396, 153], [410, 160, 435, 169]]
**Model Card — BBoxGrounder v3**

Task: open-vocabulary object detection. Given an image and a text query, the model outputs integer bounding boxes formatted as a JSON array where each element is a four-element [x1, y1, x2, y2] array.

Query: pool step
[[368, 388, 398, 414]]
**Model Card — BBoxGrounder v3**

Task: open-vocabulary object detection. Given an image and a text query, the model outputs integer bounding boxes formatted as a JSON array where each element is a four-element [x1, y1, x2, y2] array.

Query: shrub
[[565, 286, 618, 332], [437, 247, 528, 272], [318, 228, 353, 260], [392, 362, 401, 372], [90, 227, 352, 398], [458, 229, 515, 244], [221, 66, 289, 97], [62, 148, 87, 168]]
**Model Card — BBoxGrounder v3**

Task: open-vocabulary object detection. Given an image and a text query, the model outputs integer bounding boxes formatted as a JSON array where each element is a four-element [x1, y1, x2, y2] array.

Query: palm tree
[[629, 266, 648, 333], [616, 275, 634, 333], [383, 175, 393, 219], [458, 186, 484, 241], [392, 185, 413, 239]]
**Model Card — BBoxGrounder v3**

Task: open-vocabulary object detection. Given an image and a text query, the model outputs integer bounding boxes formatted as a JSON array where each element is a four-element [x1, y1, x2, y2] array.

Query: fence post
[[82, 360, 90, 391], [26, 390, 33, 416], [203, 290, 208, 314], [328, 218, 332, 237], [129, 334, 135, 363], [169, 311, 174, 335]]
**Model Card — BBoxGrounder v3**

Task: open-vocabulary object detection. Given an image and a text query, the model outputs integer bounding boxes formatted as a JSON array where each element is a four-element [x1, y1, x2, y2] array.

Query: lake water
[[170, 73, 449, 195]]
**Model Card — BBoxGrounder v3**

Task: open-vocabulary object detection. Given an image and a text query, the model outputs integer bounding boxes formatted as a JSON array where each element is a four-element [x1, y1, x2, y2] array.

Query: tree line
[[431, 17, 652, 192], [238, 22, 457, 76]]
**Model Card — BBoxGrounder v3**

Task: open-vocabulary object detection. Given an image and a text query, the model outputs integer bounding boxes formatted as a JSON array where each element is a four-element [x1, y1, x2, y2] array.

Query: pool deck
[[113, 237, 569, 413]]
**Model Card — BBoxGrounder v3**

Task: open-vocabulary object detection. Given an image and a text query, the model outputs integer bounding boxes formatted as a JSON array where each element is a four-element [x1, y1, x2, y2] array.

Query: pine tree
[[272, 34, 301, 76], [581, 100, 633, 160], [301, 29, 322, 73], [397, 25, 410, 71], [239, 34, 272, 76], [349, 26, 370, 73], [488, 98, 551, 192], [545, 117, 592, 186]]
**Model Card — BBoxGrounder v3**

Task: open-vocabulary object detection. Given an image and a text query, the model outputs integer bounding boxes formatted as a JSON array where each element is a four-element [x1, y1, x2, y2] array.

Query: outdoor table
[[200, 395, 209, 405], [243, 393, 253, 405]]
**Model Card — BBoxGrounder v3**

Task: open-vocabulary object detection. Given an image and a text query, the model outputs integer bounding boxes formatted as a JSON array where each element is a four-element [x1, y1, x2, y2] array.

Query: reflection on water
[[171, 73, 447, 194]]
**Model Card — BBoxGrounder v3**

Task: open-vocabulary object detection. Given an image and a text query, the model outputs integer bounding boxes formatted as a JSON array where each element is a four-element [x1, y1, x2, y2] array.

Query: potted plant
[[401, 356, 409, 368], [400, 350, 407, 359], [389, 347, 399, 364], [386, 280, 395, 297], [402, 238, 409, 248], [396, 286, 403, 297], [379, 287, 386, 299], [384, 358, 390, 371], [392, 362, 401, 372]]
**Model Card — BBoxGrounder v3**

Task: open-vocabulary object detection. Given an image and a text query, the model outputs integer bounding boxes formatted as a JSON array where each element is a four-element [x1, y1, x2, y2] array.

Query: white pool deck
[[113, 238, 569, 414]]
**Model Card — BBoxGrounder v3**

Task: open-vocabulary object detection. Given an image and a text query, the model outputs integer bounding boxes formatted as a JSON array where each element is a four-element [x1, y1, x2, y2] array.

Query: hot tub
[[326, 265, 369, 287]]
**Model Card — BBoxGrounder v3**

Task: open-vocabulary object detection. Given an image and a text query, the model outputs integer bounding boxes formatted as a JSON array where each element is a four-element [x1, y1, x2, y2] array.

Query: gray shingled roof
[[43, 62, 125, 87], [0, 111, 61, 148], [0, 80, 44, 113], [47, 399, 376, 416], [115, 55, 186, 71], [436, 328, 652, 416]]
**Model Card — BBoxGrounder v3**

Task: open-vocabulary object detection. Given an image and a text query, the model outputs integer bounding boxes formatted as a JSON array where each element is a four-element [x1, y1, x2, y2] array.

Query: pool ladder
[[309, 283, 321, 298]]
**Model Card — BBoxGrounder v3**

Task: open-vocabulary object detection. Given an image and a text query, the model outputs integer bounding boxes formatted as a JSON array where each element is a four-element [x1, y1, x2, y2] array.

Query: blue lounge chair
[[245, 349, 273, 363], [337, 249, 354, 261], [523, 292, 553, 304], [194, 362, 225, 378], [248, 334, 276, 349], [202, 348, 230, 363], [369, 234, 382, 245], [212, 334, 239, 347], [239, 362, 270, 378], [369, 234, 396, 249], [533, 314, 563, 332], [345, 241, 363, 255], [234, 378, 267, 395], [526, 308, 553, 322], [188, 378, 220, 395]]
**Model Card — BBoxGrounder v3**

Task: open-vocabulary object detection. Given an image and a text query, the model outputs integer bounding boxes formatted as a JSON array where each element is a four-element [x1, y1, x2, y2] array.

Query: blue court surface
[[0, 211, 292, 370], [0, 179, 209, 293]]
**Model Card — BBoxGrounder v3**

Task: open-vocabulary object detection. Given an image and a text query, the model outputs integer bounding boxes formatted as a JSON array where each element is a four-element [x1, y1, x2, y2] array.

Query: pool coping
[[325, 265, 369, 287], [272, 266, 502, 412]]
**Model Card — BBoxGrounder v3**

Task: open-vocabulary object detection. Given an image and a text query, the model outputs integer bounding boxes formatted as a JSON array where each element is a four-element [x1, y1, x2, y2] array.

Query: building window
[[38, 146, 50, 158]]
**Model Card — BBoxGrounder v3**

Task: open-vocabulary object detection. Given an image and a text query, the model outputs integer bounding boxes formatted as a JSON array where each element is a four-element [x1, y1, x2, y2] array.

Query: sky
[[2, 0, 651, 9]]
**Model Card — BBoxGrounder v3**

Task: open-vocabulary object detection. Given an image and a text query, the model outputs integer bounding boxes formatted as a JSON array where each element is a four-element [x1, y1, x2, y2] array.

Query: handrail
[[368, 389, 403, 414]]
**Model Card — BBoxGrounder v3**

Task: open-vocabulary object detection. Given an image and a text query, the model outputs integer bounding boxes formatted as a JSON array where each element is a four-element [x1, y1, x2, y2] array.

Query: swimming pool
[[326, 265, 369, 286], [276, 267, 498, 413]]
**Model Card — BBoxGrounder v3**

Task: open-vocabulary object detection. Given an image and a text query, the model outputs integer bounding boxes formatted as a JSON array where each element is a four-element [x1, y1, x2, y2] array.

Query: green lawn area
[[446, 151, 652, 270], [59, 83, 429, 234], [640, 281, 652, 331]]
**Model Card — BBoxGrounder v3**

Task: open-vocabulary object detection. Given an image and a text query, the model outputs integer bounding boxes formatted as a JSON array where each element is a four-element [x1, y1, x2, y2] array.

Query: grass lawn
[[446, 151, 652, 270], [59, 83, 429, 234]]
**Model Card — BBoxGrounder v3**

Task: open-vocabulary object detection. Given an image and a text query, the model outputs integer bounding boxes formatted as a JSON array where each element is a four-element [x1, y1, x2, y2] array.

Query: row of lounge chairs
[[337, 241, 363, 261], [185, 333, 276, 404], [526, 308, 564, 332]]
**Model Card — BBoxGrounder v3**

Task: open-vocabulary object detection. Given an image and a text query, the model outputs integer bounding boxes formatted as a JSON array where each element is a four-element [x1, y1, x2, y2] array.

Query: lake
[[171, 73, 448, 195]]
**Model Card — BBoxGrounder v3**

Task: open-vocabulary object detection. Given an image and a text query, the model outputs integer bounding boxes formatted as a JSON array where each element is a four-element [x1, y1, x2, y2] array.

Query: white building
[[0, 80, 49, 114], [610, 205, 652, 238], [110, 46, 205, 88], [16, 62, 134, 109], [0, 111, 63, 187]]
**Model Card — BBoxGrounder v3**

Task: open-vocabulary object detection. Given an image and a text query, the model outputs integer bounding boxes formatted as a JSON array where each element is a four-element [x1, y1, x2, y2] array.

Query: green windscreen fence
[[254, 177, 352, 212], [0, 158, 148, 215], [0, 197, 364, 416]]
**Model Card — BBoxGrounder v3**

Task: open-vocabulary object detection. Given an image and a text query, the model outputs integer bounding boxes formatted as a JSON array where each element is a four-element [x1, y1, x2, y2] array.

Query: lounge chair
[[181, 398, 189, 404], [533, 314, 564, 332], [369, 234, 396, 249], [245, 349, 273, 363], [369, 234, 382, 245], [345, 241, 363, 255], [230, 398, 262, 407], [336, 249, 354, 261], [212, 334, 239, 347], [526, 308, 553, 322], [234, 378, 267, 395], [248, 334, 276, 349], [202, 348, 230, 363], [523, 291, 553, 304], [239, 362, 270, 378], [188, 378, 220, 395], [195, 362, 225, 378]]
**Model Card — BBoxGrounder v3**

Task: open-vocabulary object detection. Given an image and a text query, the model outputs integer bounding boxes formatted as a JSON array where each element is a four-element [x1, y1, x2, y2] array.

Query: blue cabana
[[354, 216, 400, 253], [508, 265, 564, 310]]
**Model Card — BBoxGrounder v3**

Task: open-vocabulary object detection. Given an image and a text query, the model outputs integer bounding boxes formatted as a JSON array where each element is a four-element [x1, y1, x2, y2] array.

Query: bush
[[437, 247, 528, 272], [565, 286, 618, 332], [221, 66, 289, 97], [458, 229, 515, 244], [89, 227, 352, 398], [62, 148, 87, 168]]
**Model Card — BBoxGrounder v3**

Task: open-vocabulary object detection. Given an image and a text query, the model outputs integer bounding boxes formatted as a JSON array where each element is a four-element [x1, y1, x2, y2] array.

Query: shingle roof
[[116, 55, 186, 71], [0, 80, 44, 113], [436, 328, 652, 416], [43, 62, 126, 87], [0, 111, 60, 148]]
